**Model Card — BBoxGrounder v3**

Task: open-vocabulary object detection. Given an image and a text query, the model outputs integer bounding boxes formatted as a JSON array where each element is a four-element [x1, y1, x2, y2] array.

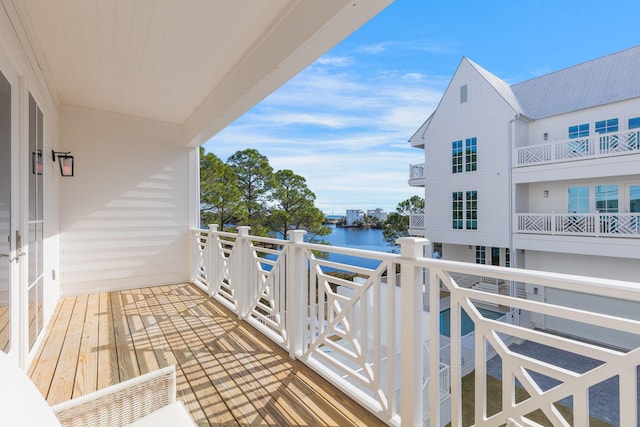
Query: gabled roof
[[412, 45, 640, 143], [512, 45, 640, 119], [465, 58, 525, 116]]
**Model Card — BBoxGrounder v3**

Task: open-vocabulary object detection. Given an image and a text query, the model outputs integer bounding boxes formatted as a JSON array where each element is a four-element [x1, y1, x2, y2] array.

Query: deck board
[[30, 283, 385, 427]]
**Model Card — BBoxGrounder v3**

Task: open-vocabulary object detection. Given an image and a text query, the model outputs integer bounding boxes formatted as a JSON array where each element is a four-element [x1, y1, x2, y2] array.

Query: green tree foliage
[[227, 148, 274, 229], [199, 148, 243, 228], [200, 147, 328, 239], [396, 195, 425, 216], [382, 195, 425, 245], [267, 169, 330, 240]]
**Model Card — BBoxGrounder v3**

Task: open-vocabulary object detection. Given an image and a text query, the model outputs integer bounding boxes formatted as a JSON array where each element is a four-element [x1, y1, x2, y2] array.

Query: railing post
[[397, 236, 428, 427], [235, 226, 251, 319], [287, 230, 307, 359], [207, 224, 219, 297]]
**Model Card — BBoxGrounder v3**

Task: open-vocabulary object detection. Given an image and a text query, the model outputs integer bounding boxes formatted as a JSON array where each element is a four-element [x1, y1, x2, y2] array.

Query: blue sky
[[204, 0, 639, 215]]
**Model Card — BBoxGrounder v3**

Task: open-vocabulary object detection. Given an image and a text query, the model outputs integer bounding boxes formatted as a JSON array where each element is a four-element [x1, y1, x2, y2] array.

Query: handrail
[[190, 226, 640, 427], [516, 128, 640, 166]]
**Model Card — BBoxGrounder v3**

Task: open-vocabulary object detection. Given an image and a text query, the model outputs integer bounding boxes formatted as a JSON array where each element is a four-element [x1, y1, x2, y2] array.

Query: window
[[629, 117, 640, 129], [595, 118, 618, 134], [596, 118, 619, 151], [465, 190, 477, 230], [491, 247, 500, 266], [595, 185, 618, 213], [475, 246, 486, 264], [568, 123, 589, 154], [451, 140, 463, 173], [505, 248, 510, 267], [452, 192, 463, 229], [452, 137, 477, 173], [568, 123, 589, 138], [465, 137, 477, 171], [568, 186, 589, 213], [453, 190, 478, 230], [460, 84, 468, 103]]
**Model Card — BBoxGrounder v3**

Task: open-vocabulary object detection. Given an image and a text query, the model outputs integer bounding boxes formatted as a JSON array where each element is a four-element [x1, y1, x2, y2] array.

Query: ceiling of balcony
[[19, 0, 392, 145]]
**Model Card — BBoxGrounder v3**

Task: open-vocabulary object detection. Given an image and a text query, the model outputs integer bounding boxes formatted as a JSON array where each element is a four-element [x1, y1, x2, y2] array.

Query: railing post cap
[[396, 237, 429, 258], [287, 229, 307, 243], [237, 226, 251, 236], [208, 224, 219, 232]]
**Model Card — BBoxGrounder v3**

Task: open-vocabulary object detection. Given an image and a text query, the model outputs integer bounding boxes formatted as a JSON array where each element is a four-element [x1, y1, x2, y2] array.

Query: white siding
[[424, 59, 514, 248], [524, 250, 640, 349], [60, 107, 192, 294]]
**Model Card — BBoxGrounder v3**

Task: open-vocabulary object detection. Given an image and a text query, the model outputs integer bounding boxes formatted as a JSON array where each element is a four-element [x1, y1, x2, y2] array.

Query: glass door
[[628, 185, 640, 213], [27, 94, 44, 350], [0, 67, 13, 353]]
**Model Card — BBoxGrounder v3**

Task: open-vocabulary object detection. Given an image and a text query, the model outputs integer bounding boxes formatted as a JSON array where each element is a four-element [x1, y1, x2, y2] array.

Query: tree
[[382, 195, 425, 245], [267, 169, 330, 240], [227, 148, 274, 229], [199, 148, 243, 228], [396, 195, 425, 216]]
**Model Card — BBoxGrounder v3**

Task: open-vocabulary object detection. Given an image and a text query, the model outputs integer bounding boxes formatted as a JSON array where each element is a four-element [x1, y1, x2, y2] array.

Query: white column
[[397, 236, 428, 427], [287, 230, 307, 359]]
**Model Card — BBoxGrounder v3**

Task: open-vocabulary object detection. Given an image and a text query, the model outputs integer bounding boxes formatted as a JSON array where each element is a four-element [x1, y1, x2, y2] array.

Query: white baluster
[[287, 229, 307, 359]]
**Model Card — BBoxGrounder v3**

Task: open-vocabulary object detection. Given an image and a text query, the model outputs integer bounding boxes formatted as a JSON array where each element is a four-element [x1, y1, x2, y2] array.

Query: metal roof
[[511, 45, 640, 119]]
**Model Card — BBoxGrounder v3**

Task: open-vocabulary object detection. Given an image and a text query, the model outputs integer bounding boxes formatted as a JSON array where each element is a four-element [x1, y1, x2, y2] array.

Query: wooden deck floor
[[29, 283, 385, 426]]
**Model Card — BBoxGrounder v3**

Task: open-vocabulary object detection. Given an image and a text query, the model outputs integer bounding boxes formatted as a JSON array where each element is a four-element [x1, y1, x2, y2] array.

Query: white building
[[409, 45, 640, 349], [345, 209, 365, 226], [367, 208, 388, 221]]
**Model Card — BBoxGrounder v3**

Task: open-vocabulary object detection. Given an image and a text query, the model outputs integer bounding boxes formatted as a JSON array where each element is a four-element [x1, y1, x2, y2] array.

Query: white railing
[[409, 213, 425, 229], [409, 163, 426, 181], [516, 129, 640, 166], [516, 212, 640, 237], [190, 225, 640, 427]]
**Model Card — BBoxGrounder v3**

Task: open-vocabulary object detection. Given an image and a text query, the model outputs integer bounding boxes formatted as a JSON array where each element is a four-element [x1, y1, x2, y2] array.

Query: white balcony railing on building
[[409, 163, 425, 181], [190, 225, 640, 427], [409, 213, 425, 229], [516, 129, 640, 166], [516, 212, 640, 237]]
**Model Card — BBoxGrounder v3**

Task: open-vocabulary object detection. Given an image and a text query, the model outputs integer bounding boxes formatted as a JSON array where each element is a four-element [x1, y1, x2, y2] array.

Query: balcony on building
[[514, 128, 640, 173], [408, 162, 426, 187]]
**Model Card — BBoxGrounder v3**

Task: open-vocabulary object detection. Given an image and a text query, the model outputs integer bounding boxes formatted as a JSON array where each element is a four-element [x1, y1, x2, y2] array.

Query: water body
[[315, 225, 398, 270]]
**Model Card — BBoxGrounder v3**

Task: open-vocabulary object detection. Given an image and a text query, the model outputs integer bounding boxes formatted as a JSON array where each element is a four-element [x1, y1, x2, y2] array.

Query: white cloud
[[358, 42, 391, 54], [315, 56, 355, 67], [205, 49, 444, 213]]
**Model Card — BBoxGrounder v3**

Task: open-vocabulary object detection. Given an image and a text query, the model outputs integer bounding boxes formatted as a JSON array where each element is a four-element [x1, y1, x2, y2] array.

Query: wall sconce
[[52, 150, 74, 177], [32, 149, 43, 175], [543, 190, 549, 198]]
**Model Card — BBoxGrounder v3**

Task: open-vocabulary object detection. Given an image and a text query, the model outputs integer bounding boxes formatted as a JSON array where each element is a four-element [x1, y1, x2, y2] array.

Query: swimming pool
[[440, 307, 504, 337]]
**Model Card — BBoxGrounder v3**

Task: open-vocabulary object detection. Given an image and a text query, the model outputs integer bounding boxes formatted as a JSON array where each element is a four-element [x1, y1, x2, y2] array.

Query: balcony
[[29, 283, 382, 426], [408, 163, 426, 187], [27, 225, 640, 426], [409, 214, 426, 237], [183, 225, 640, 426], [516, 213, 640, 237], [515, 129, 640, 167]]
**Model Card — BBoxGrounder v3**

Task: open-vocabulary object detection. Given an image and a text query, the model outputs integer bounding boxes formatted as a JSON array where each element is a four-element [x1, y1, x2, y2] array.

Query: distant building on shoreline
[[345, 209, 365, 226], [367, 208, 388, 221]]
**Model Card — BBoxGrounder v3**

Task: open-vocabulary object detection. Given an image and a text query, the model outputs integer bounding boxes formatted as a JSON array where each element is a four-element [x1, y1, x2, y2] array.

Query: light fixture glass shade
[[58, 155, 74, 177]]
